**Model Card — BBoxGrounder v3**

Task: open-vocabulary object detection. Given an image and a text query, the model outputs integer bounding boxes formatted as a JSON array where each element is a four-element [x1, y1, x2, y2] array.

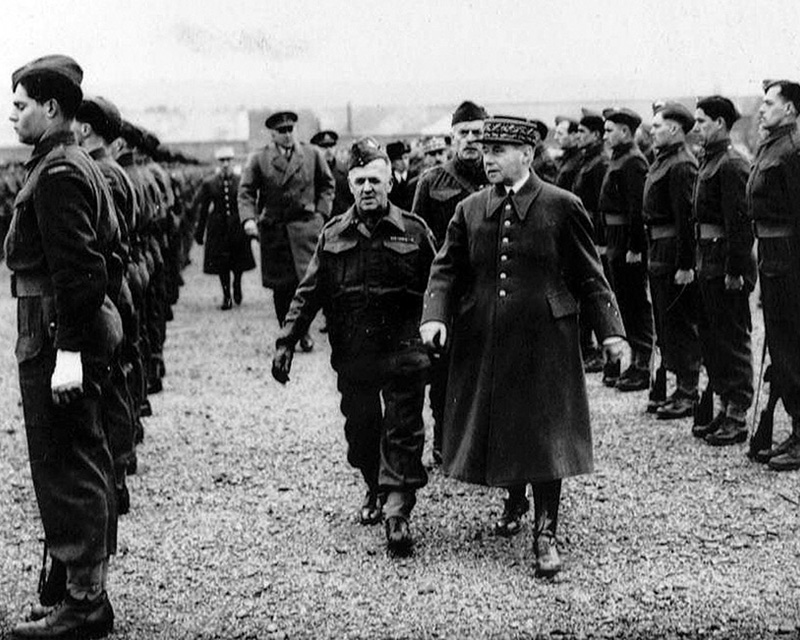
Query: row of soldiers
[[5, 53, 208, 639]]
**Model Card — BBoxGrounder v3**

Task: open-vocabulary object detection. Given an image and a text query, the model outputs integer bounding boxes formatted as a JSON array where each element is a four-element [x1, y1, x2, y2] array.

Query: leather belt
[[648, 225, 678, 240], [698, 223, 726, 240], [11, 272, 54, 298], [754, 221, 795, 239], [603, 213, 628, 226]]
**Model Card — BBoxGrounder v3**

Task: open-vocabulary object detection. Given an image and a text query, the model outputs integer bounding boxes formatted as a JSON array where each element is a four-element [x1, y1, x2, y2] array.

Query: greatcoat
[[421, 173, 625, 486], [238, 141, 335, 288]]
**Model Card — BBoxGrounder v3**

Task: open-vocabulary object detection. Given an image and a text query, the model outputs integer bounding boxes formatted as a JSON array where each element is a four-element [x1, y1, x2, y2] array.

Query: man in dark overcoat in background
[[193, 146, 255, 309], [311, 129, 354, 219], [239, 110, 335, 351], [412, 99, 488, 465], [387, 140, 417, 211], [420, 116, 627, 577]]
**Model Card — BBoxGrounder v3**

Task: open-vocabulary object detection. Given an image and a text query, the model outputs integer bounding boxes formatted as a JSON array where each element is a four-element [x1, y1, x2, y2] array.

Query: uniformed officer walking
[[272, 139, 436, 555], [7, 54, 121, 639], [691, 96, 756, 445], [239, 110, 335, 351], [420, 116, 626, 576], [310, 129, 354, 218], [746, 80, 800, 470], [412, 100, 487, 465], [193, 146, 256, 309]]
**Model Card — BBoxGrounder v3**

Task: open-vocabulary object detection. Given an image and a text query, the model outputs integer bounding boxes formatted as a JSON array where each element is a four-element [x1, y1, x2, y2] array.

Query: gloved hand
[[420, 321, 448, 353], [602, 337, 630, 372], [51, 350, 83, 405], [272, 345, 294, 384], [243, 219, 258, 239]]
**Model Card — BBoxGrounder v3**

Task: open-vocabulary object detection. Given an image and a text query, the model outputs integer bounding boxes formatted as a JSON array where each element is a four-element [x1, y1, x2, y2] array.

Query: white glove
[[243, 219, 258, 239], [51, 350, 83, 406], [420, 321, 448, 352]]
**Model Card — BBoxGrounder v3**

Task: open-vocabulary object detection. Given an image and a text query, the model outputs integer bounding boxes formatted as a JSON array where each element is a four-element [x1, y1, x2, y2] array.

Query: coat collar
[[699, 138, 730, 165], [759, 122, 797, 149], [338, 203, 406, 237], [26, 128, 75, 169], [270, 142, 305, 184], [88, 146, 109, 162], [486, 172, 543, 221]]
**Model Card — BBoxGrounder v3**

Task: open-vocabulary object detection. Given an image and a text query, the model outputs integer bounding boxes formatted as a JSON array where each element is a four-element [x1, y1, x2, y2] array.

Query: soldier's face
[[322, 146, 337, 164], [349, 159, 392, 212], [576, 125, 598, 149], [554, 121, 576, 149], [759, 86, 795, 131], [603, 121, 628, 149], [70, 120, 90, 146], [482, 143, 532, 185], [452, 119, 484, 161], [693, 108, 725, 147], [10, 84, 49, 145], [390, 155, 409, 173]]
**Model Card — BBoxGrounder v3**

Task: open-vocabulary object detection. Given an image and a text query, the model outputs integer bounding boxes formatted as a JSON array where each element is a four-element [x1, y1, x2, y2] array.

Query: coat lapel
[[280, 145, 305, 186]]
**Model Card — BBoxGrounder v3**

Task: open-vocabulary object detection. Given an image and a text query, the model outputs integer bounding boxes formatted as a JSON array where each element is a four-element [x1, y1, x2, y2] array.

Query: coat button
[[500, 272, 507, 279], [504, 220, 511, 227], [499, 289, 507, 297], [502, 237, 509, 244], [505, 204, 511, 211], [500, 254, 508, 262]]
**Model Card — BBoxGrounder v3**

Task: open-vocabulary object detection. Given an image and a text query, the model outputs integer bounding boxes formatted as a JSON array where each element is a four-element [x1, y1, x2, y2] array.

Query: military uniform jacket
[[598, 142, 649, 261], [5, 129, 122, 360], [90, 146, 138, 265], [642, 142, 698, 276], [693, 140, 755, 285], [193, 171, 256, 275], [572, 143, 609, 245], [238, 141, 335, 287], [555, 147, 582, 191], [277, 204, 435, 377], [421, 173, 624, 486], [411, 157, 486, 246]]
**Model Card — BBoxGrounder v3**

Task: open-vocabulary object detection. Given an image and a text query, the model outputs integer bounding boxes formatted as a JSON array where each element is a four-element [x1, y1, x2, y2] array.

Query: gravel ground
[[1, 251, 799, 640]]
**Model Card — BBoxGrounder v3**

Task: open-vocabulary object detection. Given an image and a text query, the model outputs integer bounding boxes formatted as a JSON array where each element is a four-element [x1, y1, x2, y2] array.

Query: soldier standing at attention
[[420, 116, 626, 576], [531, 119, 557, 184], [7, 54, 121, 639], [412, 100, 488, 465], [193, 146, 256, 309], [746, 80, 800, 471], [573, 109, 611, 373], [239, 110, 335, 352], [690, 96, 756, 445], [311, 129, 353, 219], [272, 139, 436, 555], [643, 103, 701, 420], [599, 109, 655, 392], [554, 116, 582, 191]]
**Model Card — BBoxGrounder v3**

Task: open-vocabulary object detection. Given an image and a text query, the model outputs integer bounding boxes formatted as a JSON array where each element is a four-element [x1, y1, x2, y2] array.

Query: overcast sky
[[4, 0, 800, 112]]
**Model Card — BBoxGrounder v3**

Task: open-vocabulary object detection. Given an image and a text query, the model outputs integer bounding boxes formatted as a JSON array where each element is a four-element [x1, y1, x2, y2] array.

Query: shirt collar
[[26, 128, 75, 169]]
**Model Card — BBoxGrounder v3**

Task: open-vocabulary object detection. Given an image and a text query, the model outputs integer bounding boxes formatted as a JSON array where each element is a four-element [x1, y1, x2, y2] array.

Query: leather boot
[[768, 420, 800, 471], [492, 486, 529, 537], [532, 481, 562, 577], [12, 592, 114, 639]]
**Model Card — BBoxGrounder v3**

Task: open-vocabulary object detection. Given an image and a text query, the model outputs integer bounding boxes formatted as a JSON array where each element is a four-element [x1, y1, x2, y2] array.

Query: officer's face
[[452, 119, 484, 161], [10, 84, 50, 145], [482, 143, 532, 185], [759, 86, 796, 131], [554, 121, 576, 149], [603, 121, 628, 149], [424, 149, 448, 168], [349, 159, 392, 212], [693, 108, 725, 147], [218, 157, 233, 175], [271, 124, 295, 149]]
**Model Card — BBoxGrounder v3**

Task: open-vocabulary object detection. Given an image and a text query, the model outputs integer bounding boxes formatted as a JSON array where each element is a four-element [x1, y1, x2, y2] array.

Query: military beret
[[310, 130, 338, 147], [579, 108, 605, 134], [386, 140, 410, 161], [265, 110, 298, 130], [654, 101, 695, 133], [348, 137, 389, 171], [478, 115, 541, 146], [696, 95, 739, 130], [76, 96, 122, 142], [423, 137, 448, 155], [12, 54, 83, 91], [604, 108, 642, 132], [452, 100, 487, 125], [215, 146, 235, 160]]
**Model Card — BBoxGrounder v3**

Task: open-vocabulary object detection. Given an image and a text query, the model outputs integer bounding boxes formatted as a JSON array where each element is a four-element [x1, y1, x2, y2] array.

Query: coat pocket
[[546, 290, 578, 319]]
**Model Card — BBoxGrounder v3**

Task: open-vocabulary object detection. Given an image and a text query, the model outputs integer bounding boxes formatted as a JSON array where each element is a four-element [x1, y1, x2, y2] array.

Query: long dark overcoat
[[238, 142, 335, 288], [421, 174, 625, 486], [193, 171, 255, 275]]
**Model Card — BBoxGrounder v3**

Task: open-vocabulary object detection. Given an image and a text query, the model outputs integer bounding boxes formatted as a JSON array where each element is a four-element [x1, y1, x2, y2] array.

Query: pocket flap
[[547, 290, 578, 318], [323, 238, 358, 254]]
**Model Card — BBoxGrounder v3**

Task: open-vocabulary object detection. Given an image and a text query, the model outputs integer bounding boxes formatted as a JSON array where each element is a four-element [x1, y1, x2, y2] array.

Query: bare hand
[[674, 269, 695, 285], [603, 338, 631, 373], [51, 350, 83, 405], [243, 219, 258, 239], [725, 274, 744, 291], [420, 321, 448, 353], [625, 251, 642, 264]]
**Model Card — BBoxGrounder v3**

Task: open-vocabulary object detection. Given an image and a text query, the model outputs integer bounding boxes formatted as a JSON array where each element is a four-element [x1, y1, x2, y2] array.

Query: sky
[[3, 0, 800, 113]]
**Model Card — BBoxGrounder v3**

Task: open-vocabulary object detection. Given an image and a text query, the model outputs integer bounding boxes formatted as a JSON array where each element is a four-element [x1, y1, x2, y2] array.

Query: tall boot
[[533, 480, 562, 577], [493, 485, 529, 537], [232, 272, 243, 305], [219, 272, 232, 310]]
